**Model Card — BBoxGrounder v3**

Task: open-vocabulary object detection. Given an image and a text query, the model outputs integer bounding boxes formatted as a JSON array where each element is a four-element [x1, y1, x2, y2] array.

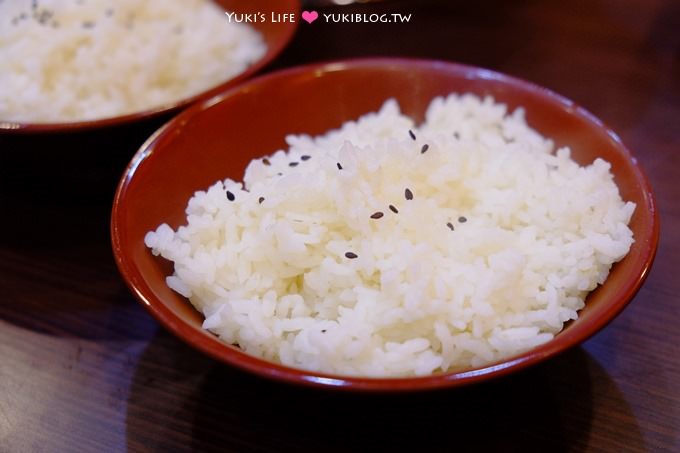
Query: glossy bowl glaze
[[0, 0, 299, 134], [111, 58, 659, 391]]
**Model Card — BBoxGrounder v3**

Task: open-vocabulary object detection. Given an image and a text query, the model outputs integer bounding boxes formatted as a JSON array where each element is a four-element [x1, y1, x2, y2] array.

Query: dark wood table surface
[[1, 0, 678, 451]]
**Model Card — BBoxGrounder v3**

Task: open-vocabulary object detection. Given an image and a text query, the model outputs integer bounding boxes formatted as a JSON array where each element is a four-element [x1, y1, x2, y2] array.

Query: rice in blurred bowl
[[0, 0, 266, 123]]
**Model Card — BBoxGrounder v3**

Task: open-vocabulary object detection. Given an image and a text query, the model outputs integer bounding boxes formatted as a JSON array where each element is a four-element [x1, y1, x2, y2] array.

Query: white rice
[[145, 94, 635, 377], [0, 0, 266, 123]]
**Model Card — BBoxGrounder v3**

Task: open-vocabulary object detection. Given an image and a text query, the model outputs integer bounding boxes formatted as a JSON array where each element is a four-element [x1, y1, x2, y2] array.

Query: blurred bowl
[[0, 0, 300, 134], [111, 58, 659, 391]]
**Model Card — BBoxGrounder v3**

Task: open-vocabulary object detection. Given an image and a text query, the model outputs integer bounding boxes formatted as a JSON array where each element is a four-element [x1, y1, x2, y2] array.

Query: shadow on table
[[0, 121, 166, 340], [187, 349, 593, 452], [123, 330, 644, 452], [0, 119, 165, 248]]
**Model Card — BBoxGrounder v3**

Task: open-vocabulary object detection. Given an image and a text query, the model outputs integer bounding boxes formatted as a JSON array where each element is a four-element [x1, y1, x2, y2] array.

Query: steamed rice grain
[[145, 94, 635, 377]]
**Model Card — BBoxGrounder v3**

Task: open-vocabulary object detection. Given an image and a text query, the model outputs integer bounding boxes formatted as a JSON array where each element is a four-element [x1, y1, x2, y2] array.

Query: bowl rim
[[0, 0, 300, 134], [111, 57, 660, 392]]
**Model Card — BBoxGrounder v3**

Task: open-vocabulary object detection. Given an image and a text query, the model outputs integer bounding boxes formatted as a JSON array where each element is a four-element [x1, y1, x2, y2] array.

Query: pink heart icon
[[301, 10, 319, 24]]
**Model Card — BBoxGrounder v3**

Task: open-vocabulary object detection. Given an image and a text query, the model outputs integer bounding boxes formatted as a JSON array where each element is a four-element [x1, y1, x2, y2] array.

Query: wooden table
[[1, 0, 677, 451]]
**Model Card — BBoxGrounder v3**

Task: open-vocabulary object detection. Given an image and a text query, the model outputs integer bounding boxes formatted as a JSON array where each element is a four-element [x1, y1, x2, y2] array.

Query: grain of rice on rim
[[145, 94, 635, 377]]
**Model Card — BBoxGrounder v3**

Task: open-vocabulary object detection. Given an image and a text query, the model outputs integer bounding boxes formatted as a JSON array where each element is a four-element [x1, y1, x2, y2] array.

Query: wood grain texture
[[1, 0, 678, 451]]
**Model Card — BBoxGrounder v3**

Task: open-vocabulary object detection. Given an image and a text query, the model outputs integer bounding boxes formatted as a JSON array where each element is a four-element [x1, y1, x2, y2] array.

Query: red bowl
[[1, 0, 300, 134], [111, 58, 659, 391]]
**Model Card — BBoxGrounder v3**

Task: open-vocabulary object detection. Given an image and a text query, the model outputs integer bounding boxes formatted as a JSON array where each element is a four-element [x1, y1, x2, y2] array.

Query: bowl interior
[[1, 0, 300, 133], [112, 59, 658, 390]]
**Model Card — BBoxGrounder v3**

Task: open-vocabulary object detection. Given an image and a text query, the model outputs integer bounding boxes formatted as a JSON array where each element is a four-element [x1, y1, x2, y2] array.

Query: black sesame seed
[[258, 197, 265, 204], [421, 144, 429, 154], [453, 132, 460, 139], [321, 329, 327, 333], [300, 155, 311, 161], [289, 162, 298, 167], [447, 222, 455, 231], [408, 129, 416, 140], [389, 204, 399, 214], [226, 191, 235, 201], [370, 212, 384, 219], [345, 252, 358, 259], [32, 8, 54, 25], [262, 158, 271, 166], [337, 162, 343, 170], [458, 216, 467, 223], [277, 172, 283, 176], [405, 188, 413, 200]]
